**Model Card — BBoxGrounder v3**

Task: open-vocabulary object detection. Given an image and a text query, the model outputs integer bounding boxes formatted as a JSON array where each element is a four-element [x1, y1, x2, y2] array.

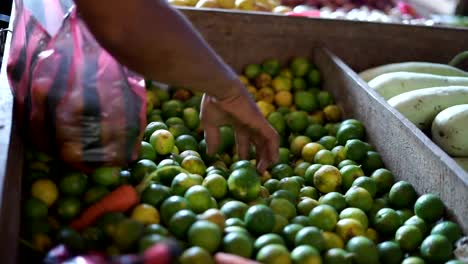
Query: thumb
[[205, 125, 221, 155]]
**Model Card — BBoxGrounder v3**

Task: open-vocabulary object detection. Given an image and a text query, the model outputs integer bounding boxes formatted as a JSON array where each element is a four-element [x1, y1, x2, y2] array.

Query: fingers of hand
[[235, 129, 250, 160], [214, 253, 260, 264], [205, 126, 220, 155]]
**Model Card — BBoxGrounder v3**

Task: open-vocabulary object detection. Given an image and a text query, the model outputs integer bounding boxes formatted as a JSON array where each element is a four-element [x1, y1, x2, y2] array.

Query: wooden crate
[[1, 7, 468, 264]]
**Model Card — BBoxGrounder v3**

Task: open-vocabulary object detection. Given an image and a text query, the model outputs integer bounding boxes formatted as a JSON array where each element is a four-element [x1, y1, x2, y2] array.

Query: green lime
[[255, 233, 286, 251], [184, 185, 212, 214], [420, 234, 452, 263], [175, 135, 198, 152], [304, 164, 322, 186], [144, 224, 169, 236], [268, 111, 287, 135], [181, 155, 206, 176], [323, 248, 352, 264], [131, 159, 158, 183], [373, 208, 401, 237], [227, 168, 261, 202], [294, 226, 326, 252], [202, 174, 228, 200], [245, 205, 276, 235], [168, 124, 190, 139], [171, 172, 202, 196], [395, 225, 423, 252], [414, 194, 445, 223], [182, 107, 200, 130], [291, 57, 311, 77], [24, 198, 48, 219], [314, 149, 335, 165], [294, 161, 311, 177], [318, 136, 337, 150], [138, 234, 166, 252], [160, 196, 190, 225], [336, 219, 366, 242], [56, 197, 81, 220], [179, 246, 215, 264], [336, 124, 364, 146], [431, 221, 462, 244], [264, 179, 280, 194], [290, 135, 312, 156], [138, 141, 157, 161], [299, 186, 319, 200], [401, 257, 425, 264], [396, 209, 414, 224], [56, 228, 85, 252], [345, 187, 373, 212], [294, 91, 319, 112], [345, 139, 367, 162], [262, 58, 281, 76], [362, 151, 384, 174], [168, 209, 197, 239], [222, 232, 254, 258], [290, 215, 311, 226], [188, 220, 222, 253], [270, 198, 297, 220], [272, 214, 289, 234], [149, 129, 175, 155], [218, 126, 235, 153], [83, 186, 109, 205], [96, 212, 125, 237], [346, 236, 379, 264], [112, 219, 144, 250], [313, 165, 342, 194], [230, 160, 255, 171], [389, 181, 417, 209], [304, 124, 328, 141], [309, 204, 338, 231], [291, 245, 321, 264], [340, 208, 369, 230], [307, 68, 321, 86], [220, 201, 249, 219], [226, 218, 245, 228], [278, 177, 301, 197], [340, 165, 365, 191], [370, 168, 394, 195], [332, 145, 347, 165], [377, 241, 403, 264], [165, 116, 184, 127], [270, 164, 294, 180], [337, 160, 358, 169], [317, 90, 334, 109], [59, 172, 87, 196], [292, 77, 307, 91], [319, 192, 347, 213], [144, 121, 168, 141], [256, 244, 291, 264], [286, 111, 309, 133], [351, 176, 377, 198], [282, 223, 304, 247], [271, 190, 296, 204], [368, 197, 389, 219], [141, 183, 171, 207], [404, 215, 429, 236], [162, 99, 184, 119], [244, 64, 262, 79]]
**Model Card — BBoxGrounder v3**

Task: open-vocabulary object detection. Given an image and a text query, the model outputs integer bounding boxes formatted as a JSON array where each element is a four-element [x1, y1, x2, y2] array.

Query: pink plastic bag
[[7, 0, 147, 171]]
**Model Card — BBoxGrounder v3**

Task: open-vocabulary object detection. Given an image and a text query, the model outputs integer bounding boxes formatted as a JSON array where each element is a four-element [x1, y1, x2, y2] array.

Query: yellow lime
[[31, 179, 58, 207]]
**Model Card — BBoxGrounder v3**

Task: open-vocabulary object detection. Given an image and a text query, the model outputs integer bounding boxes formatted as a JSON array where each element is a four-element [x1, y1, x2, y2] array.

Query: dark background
[[0, 0, 12, 28]]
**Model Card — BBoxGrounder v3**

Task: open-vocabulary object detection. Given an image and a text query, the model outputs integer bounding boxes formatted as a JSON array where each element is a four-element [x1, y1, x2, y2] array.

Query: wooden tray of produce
[[1, 6, 468, 264]]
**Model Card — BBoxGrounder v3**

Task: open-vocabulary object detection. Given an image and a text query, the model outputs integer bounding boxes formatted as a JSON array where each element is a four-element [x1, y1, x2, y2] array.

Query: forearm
[[75, 0, 243, 100]]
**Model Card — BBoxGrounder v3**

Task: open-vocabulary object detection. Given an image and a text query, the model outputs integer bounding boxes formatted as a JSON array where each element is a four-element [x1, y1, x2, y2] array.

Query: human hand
[[214, 253, 260, 264], [200, 87, 279, 173]]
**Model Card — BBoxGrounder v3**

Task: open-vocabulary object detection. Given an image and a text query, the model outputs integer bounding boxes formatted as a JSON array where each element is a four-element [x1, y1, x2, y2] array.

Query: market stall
[[0, 2, 468, 264]]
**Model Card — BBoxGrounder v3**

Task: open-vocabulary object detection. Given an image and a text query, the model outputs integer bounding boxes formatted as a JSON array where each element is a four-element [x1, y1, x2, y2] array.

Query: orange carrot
[[70, 185, 139, 231]]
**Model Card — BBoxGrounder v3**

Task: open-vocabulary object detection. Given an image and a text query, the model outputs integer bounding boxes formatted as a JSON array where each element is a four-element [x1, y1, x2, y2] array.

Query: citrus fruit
[[339, 208, 369, 230], [319, 192, 347, 212], [202, 174, 228, 199], [305, 124, 328, 143], [180, 246, 215, 264], [332, 145, 347, 165], [337, 159, 358, 169], [188, 220, 222, 253], [365, 228, 379, 243], [396, 209, 414, 224], [244, 204, 276, 235], [316, 90, 333, 108], [430, 221, 462, 244], [271, 163, 294, 180], [294, 91, 318, 112], [182, 107, 200, 130], [340, 164, 365, 191], [309, 204, 338, 231], [131, 159, 158, 183], [297, 198, 319, 216], [96, 212, 125, 237], [294, 226, 326, 252], [395, 225, 423, 252], [299, 186, 319, 200], [169, 172, 198, 195], [168, 124, 190, 139], [175, 135, 199, 152], [401, 257, 425, 264], [361, 151, 384, 174], [404, 215, 429, 236], [290, 57, 310, 77], [256, 244, 291, 264], [181, 155, 206, 176], [346, 236, 379, 264], [268, 111, 287, 135], [255, 233, 286, 250], [31, 179, 58, 207], [144, 224, 169, 236], [56, 228, 85, 252], [414, 194, 445, 223], [323, 105, 342, 122], [345, 139, 367, 162], [24, 198, 48, 219], [160, 196, 190, 225], [292, 77, 307, 91], [222, 232, 254, 258], [184, 185, 212, 214], [323, 248, 352, 264], [272, 214, 289, 234], [81, 227, 105, 250], [370, 168, 394, 195], [351, 176, 377, 198], [112, 219, 144, 250], [220, 201, 249, 219], [420, 234, 453, 263], [323, 231, 345, 249], [138, 141, 157, 161], [313, 165, 342, 194], [290, 215, 311, 226], [257, 87, 275, 103], [336, 123, 365, 146], [161, 99, 184, 119], [294, 161, 311, 177], [144, 121, 168, 141], [56, 197, 81, 220], [227, 168, 261, 202], [199, 209, 226, 230], [314, 149, 335, 165], [287, 112, 309, 133], [304, 164, 322, 186], [335, 218, 365, 242], [168, 209, 197, 239], [282, 223, 303, 246], [275, 91, 293, 107], [270, 198, 297, 220], [278, 177, 301, 197], [345, 187, 373, 212], [138, 234, 166, 252], [291, 245, 321, 264], [255, 72, 272, 88], [149, 129, 175, 155], [257, 101, 275, 117], [307, 68, 321, 86], [377, 241, 403, 264], [244, 64, 262, 79], [141, 183, 171, 207], [373, 207, 400, 238], [59, 172, 87, 196], [226, 218, 245, 228], [131, 204, 160, 225], [262, 58, 281, 76], [388, 181, 417, 209], [272, 76, 292, 92], [301, 142, 325, 163]]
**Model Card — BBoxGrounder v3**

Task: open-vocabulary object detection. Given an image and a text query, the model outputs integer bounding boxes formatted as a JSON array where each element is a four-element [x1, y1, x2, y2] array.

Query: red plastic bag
[[7, 0, 147, 171]]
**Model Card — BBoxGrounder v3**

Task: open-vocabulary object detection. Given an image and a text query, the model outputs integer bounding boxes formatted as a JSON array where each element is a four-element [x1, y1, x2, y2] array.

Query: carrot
[[70, 185, 139, 231]]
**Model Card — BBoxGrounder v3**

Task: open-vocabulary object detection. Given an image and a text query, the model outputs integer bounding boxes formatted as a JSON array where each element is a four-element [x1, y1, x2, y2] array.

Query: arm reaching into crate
[[74, 0, 279, 172]]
